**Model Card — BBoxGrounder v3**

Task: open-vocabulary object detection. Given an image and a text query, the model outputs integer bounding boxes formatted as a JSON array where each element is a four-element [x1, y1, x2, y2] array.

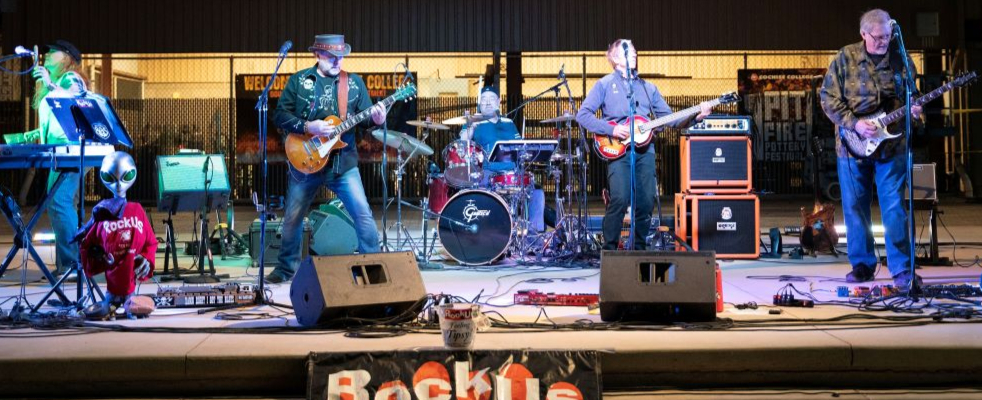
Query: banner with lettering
[[234, 72, 418, 164], [737, 68, 837, 195], [307, 350, 601, 400]]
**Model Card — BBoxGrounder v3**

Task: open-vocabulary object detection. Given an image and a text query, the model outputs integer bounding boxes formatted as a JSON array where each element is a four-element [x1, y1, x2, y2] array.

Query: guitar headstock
[[718, 91, 740, 105], [393, 82, 418, 102], [951, 71, 978, 88]]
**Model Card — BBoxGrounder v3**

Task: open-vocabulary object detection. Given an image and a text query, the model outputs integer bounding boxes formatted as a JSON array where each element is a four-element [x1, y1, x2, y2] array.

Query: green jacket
[[274, 65, 375, 174]]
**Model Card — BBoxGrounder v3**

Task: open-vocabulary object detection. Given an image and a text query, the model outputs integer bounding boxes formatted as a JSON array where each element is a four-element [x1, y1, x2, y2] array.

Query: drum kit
[[374, 109, 594, 266]]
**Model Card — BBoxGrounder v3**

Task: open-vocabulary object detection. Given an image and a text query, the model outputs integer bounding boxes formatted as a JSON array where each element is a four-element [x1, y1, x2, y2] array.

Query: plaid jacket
[[819, 41, 918, 158]]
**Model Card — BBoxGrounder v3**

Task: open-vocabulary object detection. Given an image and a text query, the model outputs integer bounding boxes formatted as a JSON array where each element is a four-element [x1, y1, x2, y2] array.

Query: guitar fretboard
[[328, 96, 400, 140], [640, 99, 721, 132], [880, 80, 962, 126]]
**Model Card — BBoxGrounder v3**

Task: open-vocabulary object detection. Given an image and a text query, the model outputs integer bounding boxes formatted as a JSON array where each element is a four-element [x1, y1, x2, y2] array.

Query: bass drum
[[438, 190, 512, 265]]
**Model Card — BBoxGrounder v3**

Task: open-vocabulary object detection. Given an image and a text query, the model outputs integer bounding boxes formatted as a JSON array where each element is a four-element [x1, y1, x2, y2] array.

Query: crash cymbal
[[371, 130, 434, 157], [407, 119, 450, 131], [442, 114, 487, 126], [541, 112, 576, 124]]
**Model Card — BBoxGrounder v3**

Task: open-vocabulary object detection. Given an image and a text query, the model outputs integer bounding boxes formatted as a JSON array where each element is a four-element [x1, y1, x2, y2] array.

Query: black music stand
[[32, 93, 132, 312], [488, 139, 558, 164], [156, 154, 232, 283]]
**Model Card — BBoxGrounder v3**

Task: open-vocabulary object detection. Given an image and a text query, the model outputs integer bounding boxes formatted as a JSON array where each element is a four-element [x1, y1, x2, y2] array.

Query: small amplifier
[[675, 193, 760, 259], [681, 136, 752, 194], [685, 115, 752, 135], [907, 163, 938, 202]]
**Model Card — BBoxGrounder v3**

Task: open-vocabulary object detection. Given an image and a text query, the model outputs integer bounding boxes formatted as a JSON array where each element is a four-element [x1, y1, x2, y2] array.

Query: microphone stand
[[623, 46, 638, 250], [253, 41, 291, 306], [893, 23, 919, 295]]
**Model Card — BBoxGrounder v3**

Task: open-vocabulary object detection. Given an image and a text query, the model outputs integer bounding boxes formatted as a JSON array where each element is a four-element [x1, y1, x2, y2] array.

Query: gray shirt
[[575, 71, 678, 137]]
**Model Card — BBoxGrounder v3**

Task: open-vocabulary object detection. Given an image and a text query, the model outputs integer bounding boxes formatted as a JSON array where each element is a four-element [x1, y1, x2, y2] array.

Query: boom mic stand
[[254, 40, 292, 307]]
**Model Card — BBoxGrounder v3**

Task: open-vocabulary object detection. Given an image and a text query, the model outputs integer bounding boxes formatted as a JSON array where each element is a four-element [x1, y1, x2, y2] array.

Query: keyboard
[[0, 142, 115, 170]]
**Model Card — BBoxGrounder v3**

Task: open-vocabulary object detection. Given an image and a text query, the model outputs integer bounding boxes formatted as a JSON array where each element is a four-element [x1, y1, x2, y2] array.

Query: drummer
[[460, 85, 550, 232]]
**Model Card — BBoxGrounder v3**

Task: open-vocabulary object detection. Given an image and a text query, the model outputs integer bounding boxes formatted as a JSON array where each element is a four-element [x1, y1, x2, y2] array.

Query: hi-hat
[[443, 114, 487, 126], [407, 119, 450, 131], [371, 130, 434, 156], [541, 112, 576, 124]]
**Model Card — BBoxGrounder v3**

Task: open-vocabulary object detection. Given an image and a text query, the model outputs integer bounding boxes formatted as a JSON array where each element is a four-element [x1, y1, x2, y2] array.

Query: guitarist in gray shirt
[[819, 9, 923, 288]]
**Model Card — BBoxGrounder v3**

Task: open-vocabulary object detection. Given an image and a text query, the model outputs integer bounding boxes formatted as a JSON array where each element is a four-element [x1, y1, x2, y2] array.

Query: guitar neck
[[880, 81, 958, 126], [332, 96, 398, 136], [639, 99, 719, 132]]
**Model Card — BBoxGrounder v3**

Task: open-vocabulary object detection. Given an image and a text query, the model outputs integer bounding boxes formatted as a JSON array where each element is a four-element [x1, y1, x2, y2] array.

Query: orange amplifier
[[680, 136, 752, 194], [675, 193, 759, 259]]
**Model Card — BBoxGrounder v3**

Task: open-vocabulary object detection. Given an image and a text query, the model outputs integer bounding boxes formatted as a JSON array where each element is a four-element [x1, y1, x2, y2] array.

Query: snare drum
[[489, 171, 534, 194], [442, 140, 485, 188]]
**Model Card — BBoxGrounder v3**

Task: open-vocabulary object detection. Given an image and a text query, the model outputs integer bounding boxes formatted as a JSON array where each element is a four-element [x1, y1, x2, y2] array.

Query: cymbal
[[407, 119, 450, 131], [541, 112, 576, 124], [371, 130, 434, 157], [443, 114, 487, 126]]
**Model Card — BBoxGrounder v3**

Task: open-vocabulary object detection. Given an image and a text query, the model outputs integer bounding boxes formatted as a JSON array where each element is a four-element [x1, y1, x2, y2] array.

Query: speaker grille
[[689, 140, 748, 182], [695, 197, 757, 256]]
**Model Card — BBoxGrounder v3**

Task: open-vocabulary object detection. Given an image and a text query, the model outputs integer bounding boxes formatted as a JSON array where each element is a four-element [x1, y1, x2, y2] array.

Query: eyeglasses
[[864, 32, 892, 43]]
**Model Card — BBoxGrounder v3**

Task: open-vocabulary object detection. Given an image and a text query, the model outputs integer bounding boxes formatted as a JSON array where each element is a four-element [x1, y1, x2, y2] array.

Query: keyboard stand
[[0, 173, 71, 304]]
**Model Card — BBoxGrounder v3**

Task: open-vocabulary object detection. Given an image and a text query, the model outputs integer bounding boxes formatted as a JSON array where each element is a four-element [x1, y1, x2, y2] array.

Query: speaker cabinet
[[308, 203, 357, 255], [290, 251, 426, 327], [157, 154, 230, 213], [680, 136, 752, 194], [599, 250, 717, 322], [907, 163, 938, 202], [675, 193, 759, 259], [249, 219, 310, 267]]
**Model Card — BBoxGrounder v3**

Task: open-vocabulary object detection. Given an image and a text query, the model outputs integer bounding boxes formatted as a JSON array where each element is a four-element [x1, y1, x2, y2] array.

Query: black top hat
[[308, 34, 351, 57], [45, 40, 82, 64]]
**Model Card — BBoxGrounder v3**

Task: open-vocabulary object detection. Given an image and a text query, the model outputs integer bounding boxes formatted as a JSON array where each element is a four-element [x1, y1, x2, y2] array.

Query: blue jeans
[[836, 155, 910, 277], [604, 150, 656, 250], [47, 170, 81, 275], [274, 166, 379, 278]]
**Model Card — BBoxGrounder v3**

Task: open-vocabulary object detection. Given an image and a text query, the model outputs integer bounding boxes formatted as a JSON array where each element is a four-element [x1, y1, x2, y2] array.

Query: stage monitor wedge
[[290, 251, 426, 327], [599, 250, 717, 322]]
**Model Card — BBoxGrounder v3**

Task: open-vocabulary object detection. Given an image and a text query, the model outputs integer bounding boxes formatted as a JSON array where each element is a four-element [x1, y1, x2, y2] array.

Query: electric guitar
[[593, 92, 740, 160], [840, 71, 976, 159], [285, 83, 417, 174]]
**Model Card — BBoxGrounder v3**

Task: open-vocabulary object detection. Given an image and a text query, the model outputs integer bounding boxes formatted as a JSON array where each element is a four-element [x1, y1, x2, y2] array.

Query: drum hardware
[[487, 140, 559, 263], [540, 112, 577, 124], [372, 128, 433, 256], [407, 118, 450, 131]]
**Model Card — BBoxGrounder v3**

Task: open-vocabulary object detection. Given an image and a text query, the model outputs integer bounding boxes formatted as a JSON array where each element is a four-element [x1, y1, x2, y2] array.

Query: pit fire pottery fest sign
[[307, 350, 601, 400]]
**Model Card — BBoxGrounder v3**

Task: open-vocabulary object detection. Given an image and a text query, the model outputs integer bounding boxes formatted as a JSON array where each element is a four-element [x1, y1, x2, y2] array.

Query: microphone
[[13, 45, 34, 57], [279, 40, 293, 55], [558, 63, 566, 81]]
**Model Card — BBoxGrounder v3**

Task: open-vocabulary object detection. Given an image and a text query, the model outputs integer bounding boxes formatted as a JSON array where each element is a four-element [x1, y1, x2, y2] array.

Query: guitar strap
[[338, 70, 349, 120]]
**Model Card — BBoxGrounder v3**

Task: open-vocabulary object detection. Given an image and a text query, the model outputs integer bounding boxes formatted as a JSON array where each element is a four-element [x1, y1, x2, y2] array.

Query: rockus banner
[[307, 350, 602, 400]]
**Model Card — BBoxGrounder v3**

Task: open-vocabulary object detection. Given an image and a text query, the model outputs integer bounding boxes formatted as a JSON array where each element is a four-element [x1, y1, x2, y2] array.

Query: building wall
[[2, 0, 962, 54]]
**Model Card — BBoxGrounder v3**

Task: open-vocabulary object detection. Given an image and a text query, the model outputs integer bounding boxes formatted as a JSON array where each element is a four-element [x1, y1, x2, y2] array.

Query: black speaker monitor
[[599, 250, 717, 322], [290, 251, 426, 327]]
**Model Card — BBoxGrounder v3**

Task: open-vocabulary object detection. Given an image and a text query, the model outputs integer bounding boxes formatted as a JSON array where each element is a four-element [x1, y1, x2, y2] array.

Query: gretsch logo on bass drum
[[462, 200, 491, 223]]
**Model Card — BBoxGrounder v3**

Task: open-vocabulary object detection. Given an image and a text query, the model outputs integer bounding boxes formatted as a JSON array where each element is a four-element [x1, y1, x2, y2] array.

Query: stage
[[1, 197, 981, 398]]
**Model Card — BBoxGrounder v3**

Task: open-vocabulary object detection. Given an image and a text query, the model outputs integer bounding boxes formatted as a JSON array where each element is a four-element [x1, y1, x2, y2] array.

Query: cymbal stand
[[384, 134, 427, 254], [509, 147, 544, 263]]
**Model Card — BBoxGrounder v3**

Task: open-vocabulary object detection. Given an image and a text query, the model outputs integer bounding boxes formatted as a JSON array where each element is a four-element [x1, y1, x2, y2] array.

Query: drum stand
[[508, 151, 545, 263], [384, 147, 423, 254]]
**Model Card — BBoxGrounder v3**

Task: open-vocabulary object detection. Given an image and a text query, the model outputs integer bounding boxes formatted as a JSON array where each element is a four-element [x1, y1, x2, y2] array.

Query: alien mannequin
[[77, 151, 157, 319]]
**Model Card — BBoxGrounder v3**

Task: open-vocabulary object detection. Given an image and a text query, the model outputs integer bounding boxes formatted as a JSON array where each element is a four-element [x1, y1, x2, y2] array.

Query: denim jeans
[[604, 150, 656, 250], [836, 155, 910, 277], [47, 170, 81, 275], [274, 166, 379, 278]]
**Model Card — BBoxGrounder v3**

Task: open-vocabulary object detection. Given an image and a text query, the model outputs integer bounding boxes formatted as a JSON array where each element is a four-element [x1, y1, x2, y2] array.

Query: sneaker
[[264, 272, 291, 284], [846, 266, 875, 283], [892, 271, 923, 289]]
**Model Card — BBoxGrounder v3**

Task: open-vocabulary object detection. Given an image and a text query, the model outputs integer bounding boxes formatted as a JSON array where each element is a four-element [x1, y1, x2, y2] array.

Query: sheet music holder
[[46, 93, 133, 147], [488, 139, 558, 163]]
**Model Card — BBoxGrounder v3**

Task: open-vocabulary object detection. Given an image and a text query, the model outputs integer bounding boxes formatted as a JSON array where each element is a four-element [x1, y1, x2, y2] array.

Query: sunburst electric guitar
[[285, 83, 417, 174], [840, 71, 976, 158], [593, 92, 740, 160]]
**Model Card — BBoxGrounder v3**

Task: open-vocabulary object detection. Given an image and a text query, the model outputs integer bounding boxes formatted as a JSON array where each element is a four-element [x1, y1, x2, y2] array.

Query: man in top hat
[[270, 34, 388, 283]]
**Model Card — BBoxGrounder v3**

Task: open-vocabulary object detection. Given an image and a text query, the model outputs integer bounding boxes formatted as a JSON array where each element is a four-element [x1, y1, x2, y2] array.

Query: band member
[[77, 151, 156, 319], [270, 34, 387, 283], [820, 9, 922, 288], [460, 85, 549, 232], [4, 40, 89, 277], [576, 39, 711, 250]]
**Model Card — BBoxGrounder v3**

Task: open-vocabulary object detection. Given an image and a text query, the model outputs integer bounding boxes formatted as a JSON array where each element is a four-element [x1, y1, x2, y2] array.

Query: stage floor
[[1, 196, 982, 397]]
